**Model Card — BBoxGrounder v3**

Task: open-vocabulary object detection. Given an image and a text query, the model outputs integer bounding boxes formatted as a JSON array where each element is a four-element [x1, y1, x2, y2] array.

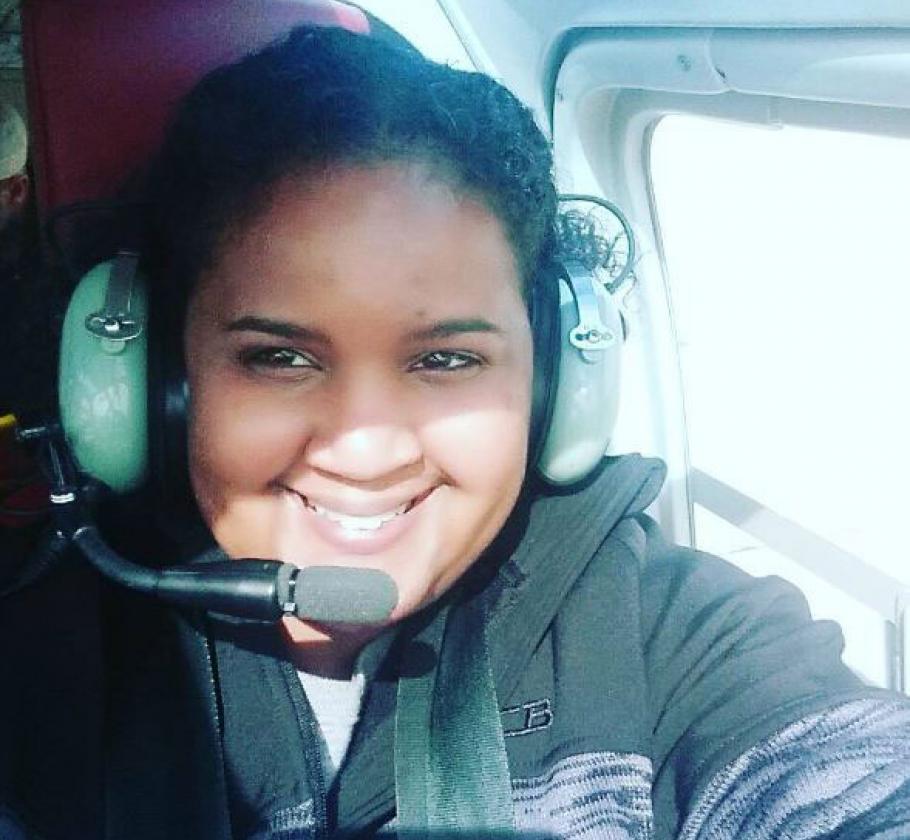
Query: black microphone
[[70, 525, 399, 623], [154, 560, 399, 623]]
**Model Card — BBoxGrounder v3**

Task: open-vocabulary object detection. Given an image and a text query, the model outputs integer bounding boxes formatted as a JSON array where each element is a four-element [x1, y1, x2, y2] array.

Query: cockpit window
[[651, 114, 910, 687]]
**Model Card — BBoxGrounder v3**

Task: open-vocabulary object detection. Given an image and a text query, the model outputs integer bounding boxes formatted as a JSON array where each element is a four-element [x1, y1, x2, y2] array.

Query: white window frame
[[551, 27, 910, 690]]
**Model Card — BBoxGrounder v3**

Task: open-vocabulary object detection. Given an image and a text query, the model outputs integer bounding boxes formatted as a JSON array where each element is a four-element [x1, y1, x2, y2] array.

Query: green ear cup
[[59, 259, 149, 492], [537, 275, 622, 486]]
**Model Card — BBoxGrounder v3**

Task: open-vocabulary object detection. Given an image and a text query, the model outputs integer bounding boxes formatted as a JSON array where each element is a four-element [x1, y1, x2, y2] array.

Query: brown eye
[[409, 350, 484, 373], [240, 347, 320, 377]]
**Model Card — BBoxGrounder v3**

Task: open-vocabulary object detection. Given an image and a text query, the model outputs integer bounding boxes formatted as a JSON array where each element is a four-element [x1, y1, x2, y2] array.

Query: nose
[[303, 372, 423, 483]]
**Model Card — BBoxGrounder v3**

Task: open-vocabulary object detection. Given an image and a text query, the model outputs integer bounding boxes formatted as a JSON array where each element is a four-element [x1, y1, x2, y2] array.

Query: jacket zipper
[[200, 618, 225, 742], [281, 660, 330, 838]]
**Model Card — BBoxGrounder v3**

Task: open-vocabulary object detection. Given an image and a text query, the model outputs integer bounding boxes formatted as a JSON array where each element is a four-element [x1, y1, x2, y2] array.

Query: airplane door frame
[[551, 26, 910, 690]]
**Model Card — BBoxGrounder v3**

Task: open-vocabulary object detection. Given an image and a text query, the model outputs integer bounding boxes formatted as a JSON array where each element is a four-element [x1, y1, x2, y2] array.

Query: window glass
[[650, 115, 910, 686]]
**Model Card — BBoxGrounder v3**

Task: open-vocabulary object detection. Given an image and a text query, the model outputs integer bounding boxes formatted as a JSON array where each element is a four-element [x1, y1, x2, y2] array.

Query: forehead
[[194, 163, 525, 326]]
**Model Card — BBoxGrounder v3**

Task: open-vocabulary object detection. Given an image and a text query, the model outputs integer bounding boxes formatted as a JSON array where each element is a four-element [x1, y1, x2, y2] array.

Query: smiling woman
[[142, 23, 555, 682], [183, 164, 533, 663], [2, 9, 910, 840]]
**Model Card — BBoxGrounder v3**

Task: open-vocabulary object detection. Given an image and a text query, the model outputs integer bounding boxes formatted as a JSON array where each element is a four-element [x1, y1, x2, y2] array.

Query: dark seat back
[[22, 0, 369, 217]]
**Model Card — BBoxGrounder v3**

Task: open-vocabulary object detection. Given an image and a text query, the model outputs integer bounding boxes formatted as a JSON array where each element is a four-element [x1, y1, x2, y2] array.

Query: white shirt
[[296, 631, 395, 787]]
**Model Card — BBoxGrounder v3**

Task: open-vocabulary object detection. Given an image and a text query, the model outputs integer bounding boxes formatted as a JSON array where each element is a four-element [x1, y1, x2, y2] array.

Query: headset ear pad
[[527, 267, 561, 470], [536, 266, 623, 486], [146, 271, 195, 521], [58, 259, 150, 492]]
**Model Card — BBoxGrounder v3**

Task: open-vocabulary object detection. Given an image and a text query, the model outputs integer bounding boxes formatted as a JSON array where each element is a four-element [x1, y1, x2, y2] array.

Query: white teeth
[[308, 501, 409, 531]]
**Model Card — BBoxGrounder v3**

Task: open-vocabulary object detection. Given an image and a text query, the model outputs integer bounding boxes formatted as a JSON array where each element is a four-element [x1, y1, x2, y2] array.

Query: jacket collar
[[484, 454, 666, 703]]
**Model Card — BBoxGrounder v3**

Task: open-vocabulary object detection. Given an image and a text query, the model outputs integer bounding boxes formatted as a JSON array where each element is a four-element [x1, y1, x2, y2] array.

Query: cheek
[[412, 395, 530, 605], [421, 367, 533, 492], [186, 374, 305, 507], [186, 381, 310, 558]]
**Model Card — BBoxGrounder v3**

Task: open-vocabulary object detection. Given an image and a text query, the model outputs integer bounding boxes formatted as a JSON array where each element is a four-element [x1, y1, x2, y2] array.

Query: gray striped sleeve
[[512, 751, 654, 839], [679, 698, 910, 840]]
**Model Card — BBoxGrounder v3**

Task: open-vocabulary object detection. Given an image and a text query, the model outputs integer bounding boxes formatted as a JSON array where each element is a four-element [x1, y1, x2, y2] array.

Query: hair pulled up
[[147, 23, 559, 300]]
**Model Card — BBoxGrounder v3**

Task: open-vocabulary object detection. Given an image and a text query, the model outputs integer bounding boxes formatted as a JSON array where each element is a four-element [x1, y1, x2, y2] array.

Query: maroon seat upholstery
[[21, 0, 369, 217]]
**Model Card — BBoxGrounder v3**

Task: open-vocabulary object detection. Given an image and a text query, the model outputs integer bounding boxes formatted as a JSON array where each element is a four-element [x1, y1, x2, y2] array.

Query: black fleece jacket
[[1, 454, 909, 839]]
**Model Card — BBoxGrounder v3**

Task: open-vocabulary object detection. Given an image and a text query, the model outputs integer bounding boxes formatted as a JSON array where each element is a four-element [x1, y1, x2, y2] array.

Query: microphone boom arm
[[21, 426, 397, 624]]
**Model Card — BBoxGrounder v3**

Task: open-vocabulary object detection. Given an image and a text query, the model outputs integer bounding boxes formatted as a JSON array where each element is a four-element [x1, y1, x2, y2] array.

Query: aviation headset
[[57, 206, 627, 508], [53, 14, 629, 509]]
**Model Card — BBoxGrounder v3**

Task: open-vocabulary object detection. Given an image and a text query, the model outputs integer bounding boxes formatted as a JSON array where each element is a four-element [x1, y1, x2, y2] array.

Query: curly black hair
[[146, 23, 559, 304]]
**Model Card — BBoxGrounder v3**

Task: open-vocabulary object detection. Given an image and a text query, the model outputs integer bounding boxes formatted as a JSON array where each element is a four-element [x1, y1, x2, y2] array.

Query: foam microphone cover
[[294, 566, 398, 623]]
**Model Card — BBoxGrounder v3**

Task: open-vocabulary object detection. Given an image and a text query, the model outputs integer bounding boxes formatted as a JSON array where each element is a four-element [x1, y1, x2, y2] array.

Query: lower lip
[[288, 491, 430, 555]]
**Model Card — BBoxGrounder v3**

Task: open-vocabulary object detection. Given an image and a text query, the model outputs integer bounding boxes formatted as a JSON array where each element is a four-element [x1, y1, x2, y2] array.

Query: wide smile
[[306, 498, 413, 532], [285, 487, 437, 555]]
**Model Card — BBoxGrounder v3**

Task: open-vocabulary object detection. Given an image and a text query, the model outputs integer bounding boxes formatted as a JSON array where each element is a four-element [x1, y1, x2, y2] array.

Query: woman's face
[[184, 164, 533, 631]]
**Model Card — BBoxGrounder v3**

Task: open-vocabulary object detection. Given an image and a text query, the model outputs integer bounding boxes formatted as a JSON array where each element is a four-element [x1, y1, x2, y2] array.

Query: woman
[[2, 18, 909, 840]]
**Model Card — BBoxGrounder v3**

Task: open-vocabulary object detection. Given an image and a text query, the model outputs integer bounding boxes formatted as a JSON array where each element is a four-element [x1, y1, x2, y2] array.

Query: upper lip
[[286, 487, 436, 517]]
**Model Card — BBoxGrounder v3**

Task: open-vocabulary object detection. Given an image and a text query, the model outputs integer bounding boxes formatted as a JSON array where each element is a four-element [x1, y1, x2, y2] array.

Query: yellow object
[[0, 413, 31, 485]]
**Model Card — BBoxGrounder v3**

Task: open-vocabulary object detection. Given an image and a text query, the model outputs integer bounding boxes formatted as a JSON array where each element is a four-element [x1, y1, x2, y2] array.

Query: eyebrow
[[226, 315, 503, 342], [225, 316, 330, 342], [406, 318, 504, 341]]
